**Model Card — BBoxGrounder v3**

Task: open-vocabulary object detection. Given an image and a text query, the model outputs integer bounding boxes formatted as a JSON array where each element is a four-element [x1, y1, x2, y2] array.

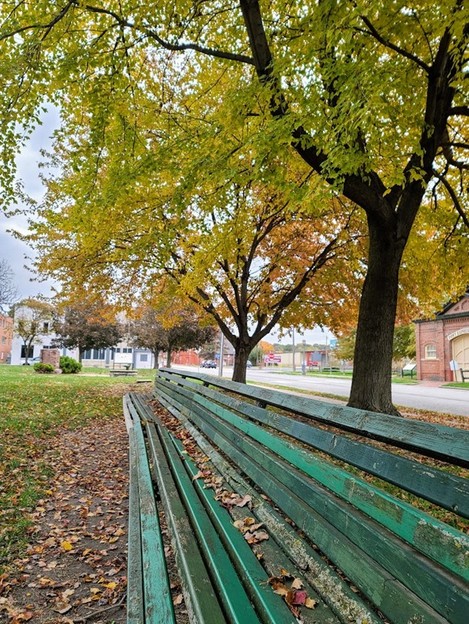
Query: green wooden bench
[[124, 368, 469, 624], [110, 369, 137, 377]]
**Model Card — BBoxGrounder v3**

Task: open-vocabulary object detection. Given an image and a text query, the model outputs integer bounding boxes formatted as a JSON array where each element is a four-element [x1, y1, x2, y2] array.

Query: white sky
[[1, 107, 60, 300]]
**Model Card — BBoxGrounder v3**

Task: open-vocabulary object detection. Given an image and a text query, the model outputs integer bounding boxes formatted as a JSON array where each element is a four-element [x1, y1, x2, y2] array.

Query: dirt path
[[0, 419, 129, 624]]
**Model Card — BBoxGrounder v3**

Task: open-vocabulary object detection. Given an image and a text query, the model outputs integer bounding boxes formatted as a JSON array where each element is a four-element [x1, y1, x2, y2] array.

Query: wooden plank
[[130, 412, 176, 623], [133, 400, 264, 624], [162, 423, 298, 624], [156, 376, 469, 518], [155, 391, 377, 624], [157, 385, 465, 624], [126, 428, 144, 624], [156, 369, 469, 465], [184, 386, 469, 580], [179, 403, 449, 624], [142, 419, 227, 624]]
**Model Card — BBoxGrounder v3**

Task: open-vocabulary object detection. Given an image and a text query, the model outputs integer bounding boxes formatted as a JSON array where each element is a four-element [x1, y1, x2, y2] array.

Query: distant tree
[[334, 330, 357, 363], [54, 303, 122, 362], [129, 307, 169, 369], [393, 325, 416, 362], [164, 309, 217, 368], [335, 324, 416, 365], [14, 299, 55, 364], [249, 340, 273, 365], [0, 259, 18, 310]]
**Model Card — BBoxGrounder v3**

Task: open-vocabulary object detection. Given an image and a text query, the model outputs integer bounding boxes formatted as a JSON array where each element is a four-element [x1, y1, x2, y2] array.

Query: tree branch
[[433, 170, 469, 227], [450, 106, 469, 116], [355, 17, 430, 73]]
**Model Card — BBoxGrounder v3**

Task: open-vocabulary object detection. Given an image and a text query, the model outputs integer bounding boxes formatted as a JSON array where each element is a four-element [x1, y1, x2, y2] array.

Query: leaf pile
[[0, 419, 129, 624]]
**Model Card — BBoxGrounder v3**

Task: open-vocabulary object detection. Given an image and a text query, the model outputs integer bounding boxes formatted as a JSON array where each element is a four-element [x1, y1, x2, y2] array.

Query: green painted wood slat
[[126, 427, 144, 624], [157, 374, 469, 518], [155, 377, 468, 579], [154, 391, 381, 624], [155, 382, 467, 624], [126, 405, 176, 624], [141, 419, 227, 624], [157, 369, 469, 465]]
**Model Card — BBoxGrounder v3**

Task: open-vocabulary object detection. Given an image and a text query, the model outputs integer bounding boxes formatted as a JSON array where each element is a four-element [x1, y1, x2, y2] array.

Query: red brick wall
[[416, 311, 469, 381], [0, 315, 13, 363], [171, 350, 200, 366]]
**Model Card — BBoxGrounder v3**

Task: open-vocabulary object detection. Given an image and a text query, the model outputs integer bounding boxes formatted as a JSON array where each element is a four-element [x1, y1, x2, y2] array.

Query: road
[[186, 366, 469, 417]]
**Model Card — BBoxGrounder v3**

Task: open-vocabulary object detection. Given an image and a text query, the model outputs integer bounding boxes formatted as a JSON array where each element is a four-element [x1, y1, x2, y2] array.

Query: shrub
[[59, 356, 82, 374], [33, 362, 55, 374]]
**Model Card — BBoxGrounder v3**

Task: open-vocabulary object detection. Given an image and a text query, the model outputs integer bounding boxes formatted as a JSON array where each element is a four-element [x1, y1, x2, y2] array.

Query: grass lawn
[[0, 364, 154, 570]]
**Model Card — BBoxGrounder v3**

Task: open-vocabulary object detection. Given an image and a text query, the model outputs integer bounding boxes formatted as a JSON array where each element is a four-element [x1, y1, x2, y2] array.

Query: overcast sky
[[1, 108, 61, 300]]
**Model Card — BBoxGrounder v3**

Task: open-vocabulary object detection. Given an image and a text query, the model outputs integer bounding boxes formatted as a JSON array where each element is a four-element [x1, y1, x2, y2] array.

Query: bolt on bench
[[124, 368, 469, 624]]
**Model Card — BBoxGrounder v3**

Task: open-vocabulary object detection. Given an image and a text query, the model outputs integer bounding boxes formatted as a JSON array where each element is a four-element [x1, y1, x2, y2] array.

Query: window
[[43, 322, 50, 332], [21, 345, 34, 358], [83, 349, 106, 360], [140, 354, 148, 362], [123, 347, 133, 354], [424, 344, 437, 359], [1, 336, 5, 344]]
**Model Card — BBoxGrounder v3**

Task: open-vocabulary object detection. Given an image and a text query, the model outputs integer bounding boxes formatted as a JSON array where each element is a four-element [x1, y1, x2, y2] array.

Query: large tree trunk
[[232, 342, 252, 383], [348, 218, 406, 416]]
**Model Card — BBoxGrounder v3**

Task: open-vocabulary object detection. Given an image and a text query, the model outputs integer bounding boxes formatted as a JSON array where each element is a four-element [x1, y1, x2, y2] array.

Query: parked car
[[201, 360, 217, 368]]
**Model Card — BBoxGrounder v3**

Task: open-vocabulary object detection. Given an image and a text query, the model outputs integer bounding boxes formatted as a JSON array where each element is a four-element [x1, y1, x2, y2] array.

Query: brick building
[[414, 292, 469, 382], [0, 314, 13, 363]]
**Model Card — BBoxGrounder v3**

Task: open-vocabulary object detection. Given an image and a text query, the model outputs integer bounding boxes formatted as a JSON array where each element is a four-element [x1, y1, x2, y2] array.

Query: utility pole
[[218, 331, 224, 377], [292, 327, 296, 372]]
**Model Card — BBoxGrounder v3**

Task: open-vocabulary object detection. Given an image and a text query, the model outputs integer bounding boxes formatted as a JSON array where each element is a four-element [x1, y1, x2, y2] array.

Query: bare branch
[[433, 169, 469, 227], [356, 17, 430, 73], [450, 106, 469, 116]]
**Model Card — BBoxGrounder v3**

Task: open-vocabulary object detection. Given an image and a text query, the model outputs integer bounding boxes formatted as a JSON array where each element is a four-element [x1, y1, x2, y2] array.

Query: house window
[[43, 322, 50, 332], [140, 354, 148, 362], [123, 347, 133, 354], [21, 345, 34, 358], [424, 344, 437, 359]]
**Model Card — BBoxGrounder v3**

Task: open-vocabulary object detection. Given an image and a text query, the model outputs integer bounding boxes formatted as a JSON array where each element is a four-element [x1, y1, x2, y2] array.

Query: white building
[[10, 304, 154, 369]]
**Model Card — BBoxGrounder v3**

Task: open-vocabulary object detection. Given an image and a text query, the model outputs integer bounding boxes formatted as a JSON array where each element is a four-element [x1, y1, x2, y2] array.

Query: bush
[[59, 356, 82, 374], [33, 362, 55, 374]]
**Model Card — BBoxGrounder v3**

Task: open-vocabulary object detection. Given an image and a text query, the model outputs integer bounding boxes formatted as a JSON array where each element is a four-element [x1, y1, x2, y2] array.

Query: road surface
[[180, 366, 469, 417]]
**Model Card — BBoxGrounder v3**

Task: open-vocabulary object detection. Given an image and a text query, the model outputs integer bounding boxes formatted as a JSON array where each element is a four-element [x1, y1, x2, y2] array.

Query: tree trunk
[[348, 219, 405, 416], [153, 348, 160, 369], [232, 343, 251, 383], [166, 348, 172, 368]]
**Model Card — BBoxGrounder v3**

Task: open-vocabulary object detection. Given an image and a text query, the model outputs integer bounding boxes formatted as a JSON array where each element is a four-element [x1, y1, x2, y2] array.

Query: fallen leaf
[[61, 540, 73, 551], [53, 602, 72, 615], [305, 597, 318, 609]]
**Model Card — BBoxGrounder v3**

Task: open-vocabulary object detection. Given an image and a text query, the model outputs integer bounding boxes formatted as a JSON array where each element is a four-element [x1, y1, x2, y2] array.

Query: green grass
[[0, 364, 154, 569], [444, 382, 469, 389]]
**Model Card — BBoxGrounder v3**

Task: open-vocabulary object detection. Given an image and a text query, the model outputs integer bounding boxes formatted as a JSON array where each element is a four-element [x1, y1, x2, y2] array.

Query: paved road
[[188, 366, 469, 417]]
